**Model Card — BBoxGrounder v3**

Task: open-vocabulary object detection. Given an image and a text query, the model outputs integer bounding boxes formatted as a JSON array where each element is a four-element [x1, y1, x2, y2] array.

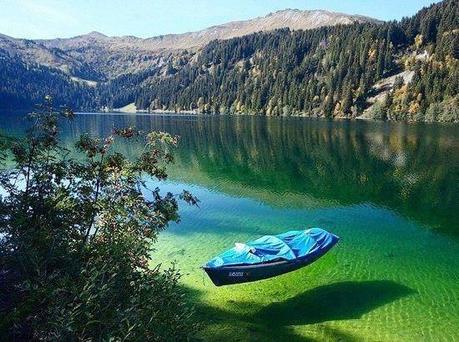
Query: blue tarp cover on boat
[[206, 228, 338, 268]]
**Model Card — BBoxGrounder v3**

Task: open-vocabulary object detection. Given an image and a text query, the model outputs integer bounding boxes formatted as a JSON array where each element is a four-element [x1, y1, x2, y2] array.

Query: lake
[[2, 113, 459, 341]]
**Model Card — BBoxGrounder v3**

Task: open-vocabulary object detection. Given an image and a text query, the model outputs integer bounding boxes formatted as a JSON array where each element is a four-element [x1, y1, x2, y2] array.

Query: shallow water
[[2, 113, 459, 341]]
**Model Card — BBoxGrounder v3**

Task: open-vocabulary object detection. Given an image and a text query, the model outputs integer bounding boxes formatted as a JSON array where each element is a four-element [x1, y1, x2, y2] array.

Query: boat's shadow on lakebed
[[256, 280, 415, 325], [192, 280, 415, 340]]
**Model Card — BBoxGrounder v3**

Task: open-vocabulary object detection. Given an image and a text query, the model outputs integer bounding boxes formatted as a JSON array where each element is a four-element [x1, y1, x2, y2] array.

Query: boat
[[203, 227, 339, 286]]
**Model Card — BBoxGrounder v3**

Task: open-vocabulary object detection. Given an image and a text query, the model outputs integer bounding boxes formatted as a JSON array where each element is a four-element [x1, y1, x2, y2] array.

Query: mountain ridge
[[36, 9, 379, 50], [0, 1, 457, 122], [0, 8, 375, 82]]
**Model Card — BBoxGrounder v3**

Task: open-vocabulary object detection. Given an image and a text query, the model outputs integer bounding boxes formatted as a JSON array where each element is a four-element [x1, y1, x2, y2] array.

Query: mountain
[[0, 1, 458, 122], [0, 8, 379, 111], [40, 9, 377, 52], [32, 9, 377, 79], [0, 34, 76, 72], [0, 33, 96, 109], [134, 0, 459, 122]]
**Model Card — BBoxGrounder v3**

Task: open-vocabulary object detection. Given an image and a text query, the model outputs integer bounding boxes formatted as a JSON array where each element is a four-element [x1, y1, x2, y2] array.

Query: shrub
[[0, 98, 198, 340]]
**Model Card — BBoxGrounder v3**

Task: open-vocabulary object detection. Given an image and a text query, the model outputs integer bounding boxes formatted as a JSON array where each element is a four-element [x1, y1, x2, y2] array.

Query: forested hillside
[[0, 0, 457, 122], [0, 56, 95, 110], [136, 0, 458, 121]]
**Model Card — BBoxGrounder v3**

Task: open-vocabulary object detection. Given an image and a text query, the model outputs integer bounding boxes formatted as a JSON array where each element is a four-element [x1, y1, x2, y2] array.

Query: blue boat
[[203, 228, 340, 286]]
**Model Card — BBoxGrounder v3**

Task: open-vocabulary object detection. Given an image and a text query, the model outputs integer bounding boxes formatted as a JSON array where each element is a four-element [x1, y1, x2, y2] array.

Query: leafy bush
[[0, 98, 198, 340]]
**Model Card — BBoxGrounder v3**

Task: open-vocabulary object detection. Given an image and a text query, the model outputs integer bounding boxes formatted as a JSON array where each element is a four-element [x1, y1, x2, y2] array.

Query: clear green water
[[2, 113, 459, 341]]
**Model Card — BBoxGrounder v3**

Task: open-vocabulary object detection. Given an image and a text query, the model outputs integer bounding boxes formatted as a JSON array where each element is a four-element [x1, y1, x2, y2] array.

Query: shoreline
[[74, 111, 459, 125]]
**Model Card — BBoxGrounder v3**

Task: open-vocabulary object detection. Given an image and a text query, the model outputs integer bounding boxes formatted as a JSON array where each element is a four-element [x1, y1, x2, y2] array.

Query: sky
[[0, 0, 441, 39]]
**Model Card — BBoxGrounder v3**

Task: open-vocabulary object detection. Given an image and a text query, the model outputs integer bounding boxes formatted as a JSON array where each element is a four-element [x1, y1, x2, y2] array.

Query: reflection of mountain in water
[[2, 113, 458, 237]]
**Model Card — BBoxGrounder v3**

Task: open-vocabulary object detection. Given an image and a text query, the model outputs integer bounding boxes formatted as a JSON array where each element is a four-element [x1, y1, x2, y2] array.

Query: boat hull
[[203, 238, 338, 286]]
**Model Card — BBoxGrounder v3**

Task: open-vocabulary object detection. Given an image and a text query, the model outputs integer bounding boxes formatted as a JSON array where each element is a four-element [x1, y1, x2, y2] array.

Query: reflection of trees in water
[[7, 113, 458, 237]]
